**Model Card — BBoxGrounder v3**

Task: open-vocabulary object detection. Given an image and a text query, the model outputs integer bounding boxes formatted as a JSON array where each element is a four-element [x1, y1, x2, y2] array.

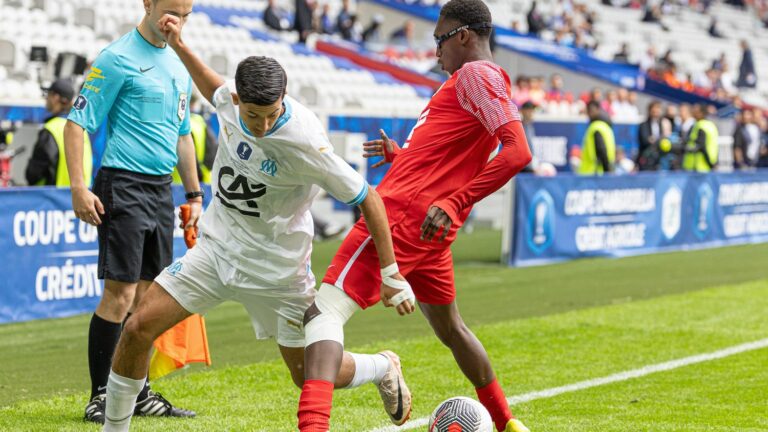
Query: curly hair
[[439, 0, 493, 37]]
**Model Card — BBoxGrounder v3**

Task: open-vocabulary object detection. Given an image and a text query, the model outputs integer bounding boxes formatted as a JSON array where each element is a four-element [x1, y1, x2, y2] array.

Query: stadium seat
[[0, 40, 15, 69], [74, 7, 96, 30]]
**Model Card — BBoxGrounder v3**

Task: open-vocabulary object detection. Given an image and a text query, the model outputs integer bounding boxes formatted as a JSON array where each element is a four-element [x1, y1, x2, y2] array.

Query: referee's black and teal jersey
[[68, 28, 193, 175]]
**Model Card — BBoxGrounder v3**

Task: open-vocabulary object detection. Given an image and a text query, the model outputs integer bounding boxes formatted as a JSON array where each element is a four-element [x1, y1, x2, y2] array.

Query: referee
[[64, 0, 200, 424]]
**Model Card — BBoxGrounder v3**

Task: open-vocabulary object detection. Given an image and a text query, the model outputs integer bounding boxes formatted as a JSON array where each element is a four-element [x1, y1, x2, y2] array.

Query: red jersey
[[376, 60, 530, 246]]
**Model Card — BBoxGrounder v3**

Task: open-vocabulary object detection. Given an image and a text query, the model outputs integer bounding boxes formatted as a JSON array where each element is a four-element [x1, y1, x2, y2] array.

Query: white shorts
[[155, 239, 315, 348]]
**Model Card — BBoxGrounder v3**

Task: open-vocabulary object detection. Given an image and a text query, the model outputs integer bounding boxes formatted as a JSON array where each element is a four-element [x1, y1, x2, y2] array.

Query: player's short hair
[[587, 100, 601, 111], [439, 0, 493, 37], [235, 56, 287, 106]]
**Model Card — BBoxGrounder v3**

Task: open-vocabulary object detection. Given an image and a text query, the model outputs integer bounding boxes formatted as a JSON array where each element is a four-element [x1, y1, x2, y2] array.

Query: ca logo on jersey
[[216, 165, 267, 217], [260, 159, 277, 176], [237, 142, 253, 160]]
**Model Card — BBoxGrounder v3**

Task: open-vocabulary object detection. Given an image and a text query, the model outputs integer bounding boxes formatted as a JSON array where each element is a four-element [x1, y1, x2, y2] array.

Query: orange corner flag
[[149, 203, 210, 380]]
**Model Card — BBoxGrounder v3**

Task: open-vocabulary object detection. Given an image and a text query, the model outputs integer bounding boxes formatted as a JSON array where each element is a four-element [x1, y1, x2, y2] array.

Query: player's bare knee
[[121, 315, 155, 348]]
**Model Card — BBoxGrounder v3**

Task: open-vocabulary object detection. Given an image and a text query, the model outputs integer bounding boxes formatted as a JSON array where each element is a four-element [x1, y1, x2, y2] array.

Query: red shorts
[[322, 221, 455, 309]]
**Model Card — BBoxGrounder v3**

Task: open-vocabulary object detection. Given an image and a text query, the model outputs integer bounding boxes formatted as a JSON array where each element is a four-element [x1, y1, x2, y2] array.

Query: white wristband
[[380, 262, 414, 307], [380, 263, 399, 278]]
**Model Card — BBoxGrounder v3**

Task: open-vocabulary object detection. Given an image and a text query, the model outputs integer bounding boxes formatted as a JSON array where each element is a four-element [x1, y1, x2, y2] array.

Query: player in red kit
[[297, 0, 532, 431]]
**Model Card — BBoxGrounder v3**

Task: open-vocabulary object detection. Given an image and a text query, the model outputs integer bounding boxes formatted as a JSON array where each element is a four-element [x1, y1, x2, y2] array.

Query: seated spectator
[[708, 17, 724, 38], [529, 76, 547, 106], [639, 46, 657, 72], [390, 19, 415, 48], [513, 76, 532, 106], [362, 14, 384, 43], [613, 43, 631, 63], [26, 79, 93, 187], [546, 74, 565, 101], [263, 0, 289, 32]]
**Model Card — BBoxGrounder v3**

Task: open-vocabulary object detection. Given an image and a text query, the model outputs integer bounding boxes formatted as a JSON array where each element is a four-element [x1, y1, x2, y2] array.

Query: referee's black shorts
[[93, 167, 174, 283]]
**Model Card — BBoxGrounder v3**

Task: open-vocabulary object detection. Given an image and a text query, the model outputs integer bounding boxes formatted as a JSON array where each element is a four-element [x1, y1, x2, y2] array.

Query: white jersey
[[198, 83, 368, 286]]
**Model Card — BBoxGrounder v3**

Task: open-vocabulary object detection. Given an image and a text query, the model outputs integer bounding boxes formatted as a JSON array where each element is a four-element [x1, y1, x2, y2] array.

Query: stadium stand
[[0, 0, 430, 116]]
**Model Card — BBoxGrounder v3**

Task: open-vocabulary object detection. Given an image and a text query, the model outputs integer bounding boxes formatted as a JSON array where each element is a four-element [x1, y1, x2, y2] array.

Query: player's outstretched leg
[[283, 345, 410, 428], [102, 282, 193, 432], [420, 302, 529, 432], [297, 284, 412, 431]]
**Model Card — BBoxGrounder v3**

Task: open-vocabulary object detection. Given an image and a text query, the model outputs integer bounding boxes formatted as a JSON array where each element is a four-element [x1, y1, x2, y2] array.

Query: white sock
[[102, 371, 145, 432], [345, 353, 391, 388]]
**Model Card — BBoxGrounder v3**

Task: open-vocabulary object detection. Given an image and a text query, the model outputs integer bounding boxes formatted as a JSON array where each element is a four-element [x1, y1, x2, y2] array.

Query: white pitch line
[[370, 337, 768, 432]]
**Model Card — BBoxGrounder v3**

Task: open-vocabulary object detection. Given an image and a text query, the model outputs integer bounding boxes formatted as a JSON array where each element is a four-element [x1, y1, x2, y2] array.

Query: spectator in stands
[[547, 74, 565, 101], [318, 4, 335, 34], [613, 43, 631, 63], [642, 4, 667, 30], [390, 19, 415, 48], [737, 40, 757, 89], [527, 1, 547, 36], [26, 79, 93, 187], [719, 61, 737, 95], [263, 0, 290, 32], [513, 76, 532, 106], [733, 109, 762, 168], [529, 76, 546, 106], [294, 0, 314, 43], [615, 148, 636, 174], [637, 100, 671, 171], [578, 100, 615, 175], [639, 46, 657, 72], [758, 116, 768, 168], [612, 88, 639, 120], [708, 17, 724, 38], [362, 14, 384, 43], [337, 0, 353, 38], [520, 101, 539, 173], [683, 104, 719, 172]]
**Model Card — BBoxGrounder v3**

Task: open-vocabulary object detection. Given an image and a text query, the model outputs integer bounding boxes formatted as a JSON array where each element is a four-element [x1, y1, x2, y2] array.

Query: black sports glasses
[[434, 22, 492, 49]]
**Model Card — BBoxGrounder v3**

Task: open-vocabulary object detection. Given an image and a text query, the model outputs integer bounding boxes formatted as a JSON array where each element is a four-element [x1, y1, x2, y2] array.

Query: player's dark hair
[[587, 100, 601, 111], [235, 56, 287, 106], [439, 0, 493, 37]]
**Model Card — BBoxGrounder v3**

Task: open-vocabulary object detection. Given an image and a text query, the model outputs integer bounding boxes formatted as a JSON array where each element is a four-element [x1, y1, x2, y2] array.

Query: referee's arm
[[176, 133, 202, 229], [159, 15, 224, 104]]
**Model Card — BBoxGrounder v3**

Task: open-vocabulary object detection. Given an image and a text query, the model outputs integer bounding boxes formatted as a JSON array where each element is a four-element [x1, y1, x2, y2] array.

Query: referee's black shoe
[[83, 394, 106, 424], [134, 390, 196, 418]]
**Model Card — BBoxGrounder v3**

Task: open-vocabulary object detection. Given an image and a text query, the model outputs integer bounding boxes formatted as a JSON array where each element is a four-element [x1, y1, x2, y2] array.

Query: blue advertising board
[[511, 171, 768, 266], [0, 185, 211, 324]]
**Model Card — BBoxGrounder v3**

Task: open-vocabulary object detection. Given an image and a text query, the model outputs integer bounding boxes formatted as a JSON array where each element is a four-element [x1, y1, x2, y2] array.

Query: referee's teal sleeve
[[68, 50, 126, 134]]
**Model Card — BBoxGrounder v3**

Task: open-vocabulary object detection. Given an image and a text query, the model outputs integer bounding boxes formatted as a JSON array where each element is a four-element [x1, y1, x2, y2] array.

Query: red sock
[[298, 379, 334, 432], [476, 379, 514, 432]]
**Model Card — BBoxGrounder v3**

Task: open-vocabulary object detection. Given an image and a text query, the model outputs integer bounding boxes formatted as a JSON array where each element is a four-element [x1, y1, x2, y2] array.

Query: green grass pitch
[[1, 230, 767, 431]]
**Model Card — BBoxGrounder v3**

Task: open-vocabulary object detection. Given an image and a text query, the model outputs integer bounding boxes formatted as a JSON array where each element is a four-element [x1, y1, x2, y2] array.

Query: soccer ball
[[427, 396, 493, 432]]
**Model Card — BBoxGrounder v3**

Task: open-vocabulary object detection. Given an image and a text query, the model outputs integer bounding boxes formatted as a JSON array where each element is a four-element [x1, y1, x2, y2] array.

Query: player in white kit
[[101, 14, 416, 432]]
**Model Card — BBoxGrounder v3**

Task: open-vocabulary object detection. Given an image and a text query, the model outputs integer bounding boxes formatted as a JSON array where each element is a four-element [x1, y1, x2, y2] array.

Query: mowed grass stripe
[[374, 337, 768, 431], [1, 279, 766, 431], [3, 232, 768, 407]]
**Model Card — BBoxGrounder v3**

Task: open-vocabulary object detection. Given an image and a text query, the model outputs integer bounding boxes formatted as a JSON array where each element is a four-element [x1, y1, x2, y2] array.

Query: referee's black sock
[[137, 380, 151, 402], [88, 313, 122, 399]]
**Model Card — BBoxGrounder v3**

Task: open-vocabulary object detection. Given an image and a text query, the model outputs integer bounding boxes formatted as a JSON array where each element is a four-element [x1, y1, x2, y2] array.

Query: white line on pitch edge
[[370, 337, 768, 432]]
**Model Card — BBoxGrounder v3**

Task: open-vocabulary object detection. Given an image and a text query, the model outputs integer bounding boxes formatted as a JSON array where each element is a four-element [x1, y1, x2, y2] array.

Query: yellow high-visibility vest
[[578, 119, 616, 176], [42, 117, 92, 187], [682, 119, 719, 172], [172, 114, 210, 184]]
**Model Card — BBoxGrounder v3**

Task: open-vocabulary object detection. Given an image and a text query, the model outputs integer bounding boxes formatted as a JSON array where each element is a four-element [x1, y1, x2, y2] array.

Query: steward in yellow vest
[[682, 104, 719, 173], [172, 113, 216, 184], [577, 100, 616, 175], [26, 79, 93, 187]]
